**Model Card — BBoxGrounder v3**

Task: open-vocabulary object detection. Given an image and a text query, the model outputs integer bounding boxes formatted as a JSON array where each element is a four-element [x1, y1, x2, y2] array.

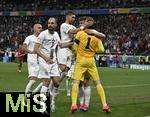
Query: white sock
[[40, 85, 48, 95], [84, 86, 91, 106], [60, 71, 67, 81], [49, 80, 53, 96], [79, 85, 85, 105], [25, 80, 36, 97], [66, 77, 71, 96], [51, 86, 59, 105], [32, 82, 43, 93]]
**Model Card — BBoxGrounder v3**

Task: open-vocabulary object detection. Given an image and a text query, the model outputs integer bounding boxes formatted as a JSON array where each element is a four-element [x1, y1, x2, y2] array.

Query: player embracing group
[[22, 11, 111, 115]]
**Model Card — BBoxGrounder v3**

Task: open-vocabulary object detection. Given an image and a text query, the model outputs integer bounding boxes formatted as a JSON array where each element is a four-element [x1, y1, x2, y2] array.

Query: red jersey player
[[16, 44, 25, 72]]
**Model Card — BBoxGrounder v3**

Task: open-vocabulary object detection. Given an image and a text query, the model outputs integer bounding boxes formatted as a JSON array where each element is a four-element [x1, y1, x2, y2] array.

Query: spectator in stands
[[109, 53, 113, 66], [101, 55, 107, 67], [8, 50, 13, 62], [1, 0, 150, 11], [1, 14, 150, 55], [115, 54, 120, 67], [122, 53, 128, 68], [145, 55, 149, 65]]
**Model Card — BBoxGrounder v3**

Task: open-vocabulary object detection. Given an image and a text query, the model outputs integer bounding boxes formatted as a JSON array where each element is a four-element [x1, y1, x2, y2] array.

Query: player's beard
[[48, 27, 55, 34], [69, 19, 74, 24]]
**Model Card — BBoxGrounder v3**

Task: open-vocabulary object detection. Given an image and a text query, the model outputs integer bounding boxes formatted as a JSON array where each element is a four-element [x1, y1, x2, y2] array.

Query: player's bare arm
[[84, 29, 106, 39], [68, 23, 93, 35], [58, 41, 73, 48], [68, 26, 84, 34], [80, 16, 105, 39], [34, 43, 54, 64]]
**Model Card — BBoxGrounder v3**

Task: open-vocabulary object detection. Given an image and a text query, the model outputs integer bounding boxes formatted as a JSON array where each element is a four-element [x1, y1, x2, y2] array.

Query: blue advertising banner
[[0, 7, 150, 16]]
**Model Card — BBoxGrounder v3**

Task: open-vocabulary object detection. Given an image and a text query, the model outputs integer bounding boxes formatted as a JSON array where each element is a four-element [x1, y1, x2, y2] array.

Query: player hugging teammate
[[56, 11, 111, 113], [23, 11, 111, 115]]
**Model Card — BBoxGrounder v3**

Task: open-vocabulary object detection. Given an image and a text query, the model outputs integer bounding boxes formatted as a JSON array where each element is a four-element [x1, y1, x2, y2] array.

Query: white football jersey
[[36, 29, 60, 61], [60, 22, 76, 42], [23, 34, 38, 62]]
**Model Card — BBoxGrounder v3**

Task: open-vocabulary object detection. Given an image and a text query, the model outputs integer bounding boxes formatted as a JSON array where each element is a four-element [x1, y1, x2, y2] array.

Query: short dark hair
[[65, 11, 75, 16], [86, 16, 95, 23], [78, 16, 87, 22], [86, 16, 95, 28]]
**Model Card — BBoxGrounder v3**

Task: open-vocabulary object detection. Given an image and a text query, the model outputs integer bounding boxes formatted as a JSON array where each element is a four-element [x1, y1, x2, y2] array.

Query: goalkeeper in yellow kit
[[70, 17, 111, 113]]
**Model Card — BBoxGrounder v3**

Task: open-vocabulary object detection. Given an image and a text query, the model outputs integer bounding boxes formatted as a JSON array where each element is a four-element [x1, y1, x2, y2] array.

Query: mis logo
[[3, 92, 50, 113]]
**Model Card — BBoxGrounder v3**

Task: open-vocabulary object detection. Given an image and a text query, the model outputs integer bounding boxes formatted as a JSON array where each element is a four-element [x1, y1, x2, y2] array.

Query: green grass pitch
[[0, 62, 150, 117]]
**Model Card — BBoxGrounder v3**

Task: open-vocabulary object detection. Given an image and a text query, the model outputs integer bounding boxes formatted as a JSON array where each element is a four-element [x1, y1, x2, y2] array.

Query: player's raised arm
[[68, 26, 84, 34], [84, 29, 106, 39], [79, 16, 106, 39], [63, 11, 85, 35]]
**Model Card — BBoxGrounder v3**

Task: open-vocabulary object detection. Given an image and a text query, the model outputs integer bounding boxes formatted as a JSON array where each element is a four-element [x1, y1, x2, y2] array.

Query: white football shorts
[[38, 58, 60, 79], [27, 61, 39, 78], [57, 48, 73, 68]]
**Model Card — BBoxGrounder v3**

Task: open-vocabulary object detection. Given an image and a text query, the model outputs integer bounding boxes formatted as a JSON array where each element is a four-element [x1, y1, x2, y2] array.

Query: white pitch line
[[105, 84, 150, 88], [59, 83, 150, 91], [1, 84, 150, 92]]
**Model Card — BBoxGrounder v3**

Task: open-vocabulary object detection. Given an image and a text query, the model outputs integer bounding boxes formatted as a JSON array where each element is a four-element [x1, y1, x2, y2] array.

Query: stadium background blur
[[0, 0, 150, 67]]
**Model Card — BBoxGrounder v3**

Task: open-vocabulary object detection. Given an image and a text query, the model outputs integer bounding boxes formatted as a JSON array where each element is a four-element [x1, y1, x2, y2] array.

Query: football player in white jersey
[[34, 18, 60, 114], [56, 11, 86, 97], [23, 24, 43, 103]]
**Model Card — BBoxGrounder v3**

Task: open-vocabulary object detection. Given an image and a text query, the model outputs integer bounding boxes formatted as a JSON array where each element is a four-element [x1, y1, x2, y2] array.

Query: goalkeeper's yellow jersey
[[73, 31, 104, 58]]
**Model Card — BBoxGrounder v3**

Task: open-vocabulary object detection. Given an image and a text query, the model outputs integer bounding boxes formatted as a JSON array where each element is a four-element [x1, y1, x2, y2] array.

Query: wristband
[[79, 26, 84, 30]]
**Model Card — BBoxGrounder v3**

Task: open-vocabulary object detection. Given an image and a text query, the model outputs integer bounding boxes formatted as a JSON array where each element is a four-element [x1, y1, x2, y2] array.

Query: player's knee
[[93, 80, 100, 86], [52, 77, 60, 88], [53, 82, 59, 88], [42, 79, 50, 87], [29, 76, 37, 80], [83, 83, 89, 87], [73, 80, 80, 84], [83, 79, 89, 87], [59, 64, 67, 72]]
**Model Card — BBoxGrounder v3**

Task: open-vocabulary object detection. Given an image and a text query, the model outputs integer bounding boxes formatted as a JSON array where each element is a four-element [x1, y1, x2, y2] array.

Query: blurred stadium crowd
[[0, 0, 150, 11], [0, 14, 149, 54], [0, 0, 150, 63]]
